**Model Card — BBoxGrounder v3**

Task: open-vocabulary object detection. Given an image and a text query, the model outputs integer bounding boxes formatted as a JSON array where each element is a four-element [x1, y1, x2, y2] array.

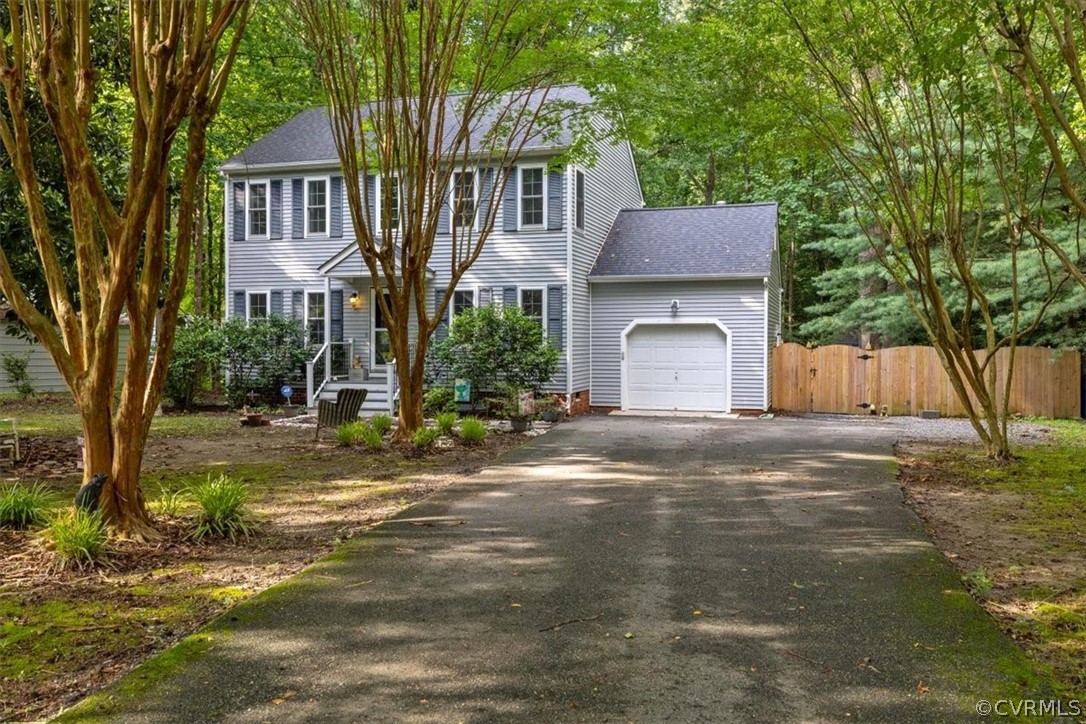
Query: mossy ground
[[0, 400, 524, 720], [899, 419, 1086, 701]]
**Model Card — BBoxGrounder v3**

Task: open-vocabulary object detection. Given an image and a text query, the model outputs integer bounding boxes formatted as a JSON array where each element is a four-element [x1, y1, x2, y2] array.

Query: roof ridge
[[619, 202, 778, 213]]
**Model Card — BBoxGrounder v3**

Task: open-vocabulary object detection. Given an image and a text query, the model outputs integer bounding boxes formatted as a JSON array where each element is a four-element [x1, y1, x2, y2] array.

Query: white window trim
[[246, 290, 270, 321], [517, 164, 548, 231], [304, 290, 327, 345], [517, 286, 547, 333], [376, 174, 402, 234], [304, 176, 331, 238], [448, 286, 478, 325], [574, 168, 586, 232], [246, 179, 270, 239], [449, 169, 479, 233]]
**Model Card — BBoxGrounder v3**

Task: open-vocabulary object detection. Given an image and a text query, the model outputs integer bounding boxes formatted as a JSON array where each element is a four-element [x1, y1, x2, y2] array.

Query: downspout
[[763, 277, 769, 411], [565, 164, 574, 413], [222, 173, 230, 322]]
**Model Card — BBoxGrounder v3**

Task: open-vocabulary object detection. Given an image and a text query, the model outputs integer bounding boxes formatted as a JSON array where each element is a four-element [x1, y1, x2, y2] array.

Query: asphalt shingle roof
[[221, 85, 593, 171], [589, 203, 778, 279]]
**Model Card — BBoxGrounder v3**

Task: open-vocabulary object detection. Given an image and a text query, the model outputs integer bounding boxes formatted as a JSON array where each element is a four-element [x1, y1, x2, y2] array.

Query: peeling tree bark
[[0, 1, 250, 538]]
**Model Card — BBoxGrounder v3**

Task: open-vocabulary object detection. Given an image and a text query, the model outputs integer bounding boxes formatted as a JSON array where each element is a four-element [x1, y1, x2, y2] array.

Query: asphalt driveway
[[66, 415, 1039, 722]]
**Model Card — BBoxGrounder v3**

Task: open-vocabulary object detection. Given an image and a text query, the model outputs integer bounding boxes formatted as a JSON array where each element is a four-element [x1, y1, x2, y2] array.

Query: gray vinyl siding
[[589, 280, 768, 410], [0, 324, 130, 394], [572, 132, 643, 393], [766, 249, 782, 408]]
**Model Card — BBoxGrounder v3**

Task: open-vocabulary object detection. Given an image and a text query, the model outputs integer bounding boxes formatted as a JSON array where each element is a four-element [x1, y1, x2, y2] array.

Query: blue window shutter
[[437, 180, 450, 234], [366, 175, 376, 235], [546, 170, 563, 230], [330, 289, 344, 342], [503, 167, 517, 232], [233, 290, 246, 319], [502, 286, 516, 308], [330, 176, 343, 238], [291, 289, 304, 321], [547, 285, 564, 350], [477, 167, 493, 229], [478, 287, 492, 307], [291, 178, 304, 238], [434, 288, 448, 340], [270, 180, 283, 239], [232, 182, 245, 241], [270, 290, 284, 316]]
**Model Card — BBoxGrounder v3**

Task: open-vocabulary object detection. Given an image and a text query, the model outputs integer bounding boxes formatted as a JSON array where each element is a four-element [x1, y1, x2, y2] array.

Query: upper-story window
[[575, 170, 585, 231], [520, 288, 545, 330], [451, 289, 475, 323], [519, 166, 545, 228], [306, 178, 328, 235], [380, 175, 400, 230], [452, 171, 476, 230], [248, 182, 268, 237], [306, 291, 326, 345], [247, 291, 269, 320]]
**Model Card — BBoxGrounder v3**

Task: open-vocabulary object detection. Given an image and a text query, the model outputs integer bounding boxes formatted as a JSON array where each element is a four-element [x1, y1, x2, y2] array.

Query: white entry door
[[626, 324, 729, 411]]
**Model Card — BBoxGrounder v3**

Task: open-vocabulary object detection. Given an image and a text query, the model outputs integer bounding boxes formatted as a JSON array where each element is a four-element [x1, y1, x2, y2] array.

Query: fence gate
[[808, 344, 874, 414]]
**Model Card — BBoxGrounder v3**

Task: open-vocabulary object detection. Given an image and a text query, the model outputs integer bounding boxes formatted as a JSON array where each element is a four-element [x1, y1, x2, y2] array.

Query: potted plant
[[496, 384, 533, 433], [537, 396, 566, 423]]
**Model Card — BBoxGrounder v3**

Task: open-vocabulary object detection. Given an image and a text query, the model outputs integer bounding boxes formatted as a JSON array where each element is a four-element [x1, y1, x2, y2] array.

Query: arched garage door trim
[[620, 318, 733, 412]]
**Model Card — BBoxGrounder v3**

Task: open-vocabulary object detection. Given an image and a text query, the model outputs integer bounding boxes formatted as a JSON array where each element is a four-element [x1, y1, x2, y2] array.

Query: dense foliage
[[222, 316, 312, 408], [430, 306, 561, 398]]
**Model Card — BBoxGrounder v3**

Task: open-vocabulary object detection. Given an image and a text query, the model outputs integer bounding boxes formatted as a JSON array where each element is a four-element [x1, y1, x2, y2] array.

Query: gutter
[[565, 164, 574, 413]]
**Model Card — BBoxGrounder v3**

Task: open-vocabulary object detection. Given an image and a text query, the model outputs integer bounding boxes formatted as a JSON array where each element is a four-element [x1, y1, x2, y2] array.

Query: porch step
[[317, 378, 393, 416]]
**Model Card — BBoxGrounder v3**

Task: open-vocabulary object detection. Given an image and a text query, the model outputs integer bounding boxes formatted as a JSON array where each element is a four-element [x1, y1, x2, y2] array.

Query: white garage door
[[626, 324, 728, 411]]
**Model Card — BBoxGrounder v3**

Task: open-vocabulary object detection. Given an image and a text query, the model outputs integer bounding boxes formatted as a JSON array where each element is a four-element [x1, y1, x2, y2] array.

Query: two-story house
[[220, 87, 780, 415]]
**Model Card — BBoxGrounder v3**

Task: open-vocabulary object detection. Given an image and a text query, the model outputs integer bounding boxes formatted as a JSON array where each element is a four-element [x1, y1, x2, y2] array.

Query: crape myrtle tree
[[0, 1, 251, 538], [779, 0, 1072, 460], [295, 0, 648, 437]]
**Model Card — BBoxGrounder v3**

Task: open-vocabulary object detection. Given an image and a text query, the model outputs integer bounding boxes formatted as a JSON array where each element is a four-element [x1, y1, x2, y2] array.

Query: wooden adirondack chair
[[315, 387, 368, 440]]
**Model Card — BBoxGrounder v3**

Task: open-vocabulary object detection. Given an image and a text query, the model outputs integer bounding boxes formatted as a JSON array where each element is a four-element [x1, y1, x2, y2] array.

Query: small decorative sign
[[454, 379, 471, 403], [280, 385, 293, 401]]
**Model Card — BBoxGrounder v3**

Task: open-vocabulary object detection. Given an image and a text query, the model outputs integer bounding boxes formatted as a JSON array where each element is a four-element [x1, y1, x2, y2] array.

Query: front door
[[372, 291, 393, 367]]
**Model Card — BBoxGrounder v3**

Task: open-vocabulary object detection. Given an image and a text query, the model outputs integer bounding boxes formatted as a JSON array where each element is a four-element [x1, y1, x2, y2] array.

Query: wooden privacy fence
[[772, 343, 1081, 419]]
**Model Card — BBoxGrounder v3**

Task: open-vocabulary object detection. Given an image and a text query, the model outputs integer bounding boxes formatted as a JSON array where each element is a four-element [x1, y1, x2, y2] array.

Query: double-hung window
[[452, 171, 476, 230], [519, 166, 545, 228], [247, 292, 269, 321], [451, 289, 475, 323], [248, 182, 268, 237], [306, 178, 328, 235], [575, 170, 585, 231], [380, 175, 401, 231], [520, 288, 544, 331], [306, 291, 326, 345]]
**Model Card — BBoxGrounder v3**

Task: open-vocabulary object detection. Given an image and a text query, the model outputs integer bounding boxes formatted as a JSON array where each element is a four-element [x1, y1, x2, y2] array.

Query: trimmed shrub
[[412, 426, 440, 449], [164, 315, 225, 409], [458, 416, 487, 444], [223, 315, 311, 407], [0, 482, 52, 529], [46, 510, 107, 569], [360, 424, 384, 449], [189, 474, 254, 541], [435, 411, 458, 436], [0, 352, 35, 398], [423, 386, 456, 416], [370, 414, 393, 437], [337, 421, 367, 446]]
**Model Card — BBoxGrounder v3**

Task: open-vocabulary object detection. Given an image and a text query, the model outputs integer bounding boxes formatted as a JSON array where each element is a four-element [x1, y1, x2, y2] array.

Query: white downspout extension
[[565, 165, 574, 413]]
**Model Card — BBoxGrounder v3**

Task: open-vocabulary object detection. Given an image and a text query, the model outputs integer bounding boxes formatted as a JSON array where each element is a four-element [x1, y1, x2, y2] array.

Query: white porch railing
[[387, 359, 399, 415], [306, 339, 354, 408]]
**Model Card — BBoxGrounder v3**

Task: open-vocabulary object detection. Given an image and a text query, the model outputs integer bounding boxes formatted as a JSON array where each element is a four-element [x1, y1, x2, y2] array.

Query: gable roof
[[221, 85, 594, 172], [588, 202, 778, 281]]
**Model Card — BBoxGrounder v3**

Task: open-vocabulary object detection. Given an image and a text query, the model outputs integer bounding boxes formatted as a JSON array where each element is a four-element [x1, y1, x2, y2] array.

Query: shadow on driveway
[[61, 416, 1041, 723]]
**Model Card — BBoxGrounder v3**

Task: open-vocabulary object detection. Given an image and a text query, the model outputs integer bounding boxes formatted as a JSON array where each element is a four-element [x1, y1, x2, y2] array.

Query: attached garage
[[588, 203, 781, 414], [624, 321, 730, 412]]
